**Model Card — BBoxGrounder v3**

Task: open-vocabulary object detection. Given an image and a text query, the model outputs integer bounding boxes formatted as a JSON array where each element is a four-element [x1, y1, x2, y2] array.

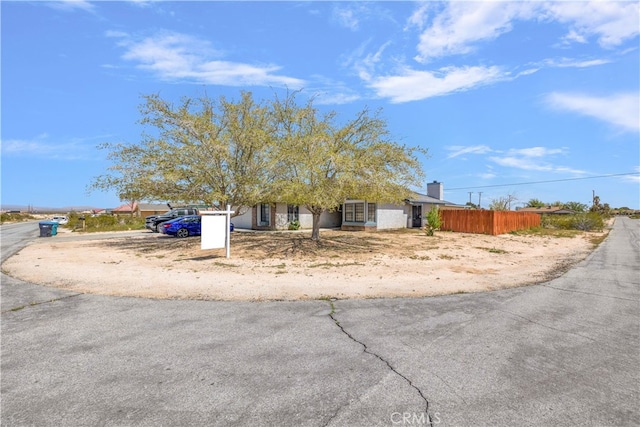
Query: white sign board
[[200, 206, 234, 258], [201, 215, 227, 250]]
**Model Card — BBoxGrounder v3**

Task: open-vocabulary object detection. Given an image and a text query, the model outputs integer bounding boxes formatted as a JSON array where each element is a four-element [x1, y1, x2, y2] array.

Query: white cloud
[[545, 92, 640, 133], [367, 65, 507, 103], [412, 1, 638, 63], [507, 147, 566, 158], [113, 31, 305, 88], [414, 2, 538, 63], [333, 7, 360, 31], [1, 134, 100, 160], [543, 57, 611, 68], [546, 2, 640, 48], [47, 0, 95, 13], [489, 146, 585, 175], [446, 145, 493, 159]]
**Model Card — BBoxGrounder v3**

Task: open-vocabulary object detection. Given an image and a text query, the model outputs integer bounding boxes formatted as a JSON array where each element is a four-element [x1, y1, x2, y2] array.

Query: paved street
[[1, 218, 638, 426]]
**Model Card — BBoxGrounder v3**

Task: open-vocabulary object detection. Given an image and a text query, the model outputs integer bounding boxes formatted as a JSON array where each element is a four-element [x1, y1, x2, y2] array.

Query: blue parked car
[[160, 215, 234, 238]]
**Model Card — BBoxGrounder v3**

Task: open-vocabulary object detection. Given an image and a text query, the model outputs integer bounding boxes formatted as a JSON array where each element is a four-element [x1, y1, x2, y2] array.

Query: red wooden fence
[[440, 210, 540, 235]]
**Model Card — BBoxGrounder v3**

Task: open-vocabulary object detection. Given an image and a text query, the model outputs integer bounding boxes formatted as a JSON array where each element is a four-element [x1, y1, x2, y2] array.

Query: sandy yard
[[3, 226, 605, 301]]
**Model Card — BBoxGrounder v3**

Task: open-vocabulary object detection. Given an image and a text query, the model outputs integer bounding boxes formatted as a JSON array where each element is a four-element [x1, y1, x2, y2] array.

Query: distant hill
[[1, 204, 98, 213]]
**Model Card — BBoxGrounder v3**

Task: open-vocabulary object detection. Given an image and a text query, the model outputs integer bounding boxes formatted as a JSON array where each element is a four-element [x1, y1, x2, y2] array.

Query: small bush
[[541, 212, 604, 232], [67, 214, 146, 232], [288, 219, 301, 230], [423, 207, 442, 236], [0, 213, 35, 223]]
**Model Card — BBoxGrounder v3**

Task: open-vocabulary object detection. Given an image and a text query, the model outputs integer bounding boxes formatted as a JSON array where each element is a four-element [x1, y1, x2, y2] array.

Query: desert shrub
[[542, 212, 604, 231], [288, 219, 301, 230], [67, 214, 145, 232], [423, 206, 442, 236], [0, 213, 35, 223]]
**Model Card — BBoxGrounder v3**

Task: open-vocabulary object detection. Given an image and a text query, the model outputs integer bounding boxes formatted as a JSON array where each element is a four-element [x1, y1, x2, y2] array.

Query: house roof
[[517, 206, 575, 214], [137, 203, 170, 211], [112, 202, 138, 212], [406, 192, 464, 207]]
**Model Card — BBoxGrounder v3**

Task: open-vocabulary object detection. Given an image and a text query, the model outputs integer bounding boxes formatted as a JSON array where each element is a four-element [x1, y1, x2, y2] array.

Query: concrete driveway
[[1, 218, 638, 426]]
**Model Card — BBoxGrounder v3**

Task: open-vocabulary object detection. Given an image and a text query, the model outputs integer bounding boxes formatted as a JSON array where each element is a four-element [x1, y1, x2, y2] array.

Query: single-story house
[[136, 203, 172, 219], [235, 181, 466, 232], [517, 206, 575, 215], [112, 202, 138, 216]]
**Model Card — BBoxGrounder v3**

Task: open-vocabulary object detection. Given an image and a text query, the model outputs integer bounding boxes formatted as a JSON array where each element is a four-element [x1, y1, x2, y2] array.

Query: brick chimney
[[427, 180, 443, 200]]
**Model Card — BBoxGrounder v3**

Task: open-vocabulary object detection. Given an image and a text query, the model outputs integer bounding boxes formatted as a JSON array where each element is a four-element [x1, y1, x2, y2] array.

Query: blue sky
[[2, 1, 639, 210]]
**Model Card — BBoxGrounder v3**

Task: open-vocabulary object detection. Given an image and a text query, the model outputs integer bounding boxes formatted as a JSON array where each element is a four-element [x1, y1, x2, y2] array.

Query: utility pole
[[468, 192, 473, 205], [478, 192, 483, 209]]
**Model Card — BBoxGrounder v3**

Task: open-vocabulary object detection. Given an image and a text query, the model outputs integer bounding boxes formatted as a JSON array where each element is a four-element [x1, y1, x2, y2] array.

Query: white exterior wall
[[299, 206, 341, 229], [274, 203, 289, 230], [232, 208, 253, 229], [375, 203, 407, 230]]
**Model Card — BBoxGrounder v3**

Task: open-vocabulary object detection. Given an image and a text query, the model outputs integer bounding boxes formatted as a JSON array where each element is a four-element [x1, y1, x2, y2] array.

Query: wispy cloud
[[542, 57, 611, 68], [545, 92, 640, 133], [1, 133, 104, 161], [109, 31, 305, 88], [332, 6, 360, 31], [489, 146, 586, 175], [47, 0, 95, 13], [367, 65, 507, 103], [446, 145, 493, 159]]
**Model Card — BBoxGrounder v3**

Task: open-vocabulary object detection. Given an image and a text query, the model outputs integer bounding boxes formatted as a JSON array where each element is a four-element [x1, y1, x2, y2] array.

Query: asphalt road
[[1, 218, 638, 426]]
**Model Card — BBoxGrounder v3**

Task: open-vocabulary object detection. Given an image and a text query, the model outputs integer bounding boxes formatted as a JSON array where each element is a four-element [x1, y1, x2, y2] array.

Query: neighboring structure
[[517, 206, 575, 215], [137, 203, 171, 219], [112, 202, 138, 216]]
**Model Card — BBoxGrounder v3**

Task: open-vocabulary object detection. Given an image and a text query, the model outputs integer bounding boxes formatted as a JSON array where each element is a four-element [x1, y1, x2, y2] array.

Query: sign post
[[200, 205, 234, 258]]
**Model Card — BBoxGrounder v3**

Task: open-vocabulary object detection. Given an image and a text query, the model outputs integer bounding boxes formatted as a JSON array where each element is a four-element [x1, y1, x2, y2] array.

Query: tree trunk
[[310, 208, 322, 241]]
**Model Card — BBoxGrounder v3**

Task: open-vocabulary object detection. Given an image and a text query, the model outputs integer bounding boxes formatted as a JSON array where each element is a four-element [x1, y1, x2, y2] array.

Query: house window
[[354, 203, 365, 222], [367, 203, 376, 222], [344, 202, 366, 223], [259, 204, 270, 226], [345, 203, 354, 222], [287, 205, 299, 222]]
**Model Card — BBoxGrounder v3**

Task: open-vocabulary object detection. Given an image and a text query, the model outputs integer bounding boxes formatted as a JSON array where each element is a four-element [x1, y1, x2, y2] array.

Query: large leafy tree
[[91, 92, 274, 216], [269, 91, 426, 241]]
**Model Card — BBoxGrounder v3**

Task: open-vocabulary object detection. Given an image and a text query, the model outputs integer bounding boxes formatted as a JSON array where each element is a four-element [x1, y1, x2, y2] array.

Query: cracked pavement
[[1, 218, 638, 426]]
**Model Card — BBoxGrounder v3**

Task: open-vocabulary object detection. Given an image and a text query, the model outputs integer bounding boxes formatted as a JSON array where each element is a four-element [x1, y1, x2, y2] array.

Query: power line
[[447, 172, 639, 192]]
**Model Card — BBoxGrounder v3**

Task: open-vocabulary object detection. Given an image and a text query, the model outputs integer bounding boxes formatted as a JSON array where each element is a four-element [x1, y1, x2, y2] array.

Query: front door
[[412, 205, 422, 228]]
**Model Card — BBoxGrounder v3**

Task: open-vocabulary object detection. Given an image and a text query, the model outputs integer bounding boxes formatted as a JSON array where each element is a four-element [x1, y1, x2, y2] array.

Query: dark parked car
[[160, 215, 234, 238], [146, 207, 200, 232]]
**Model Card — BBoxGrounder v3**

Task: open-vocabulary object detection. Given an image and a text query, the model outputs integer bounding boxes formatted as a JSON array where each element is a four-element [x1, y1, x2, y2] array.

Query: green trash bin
[[50, 222, 59, 236]]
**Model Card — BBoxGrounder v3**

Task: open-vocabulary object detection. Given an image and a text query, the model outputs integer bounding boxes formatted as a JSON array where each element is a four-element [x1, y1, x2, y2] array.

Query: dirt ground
[[3, 226, 605, 301]]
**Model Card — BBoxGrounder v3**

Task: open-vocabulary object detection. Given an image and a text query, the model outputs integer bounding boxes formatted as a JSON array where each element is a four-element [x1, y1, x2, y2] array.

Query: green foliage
[[541, 212, 605, 231], [562, 201, 588, 213], [66, 214, 146, 232], [423, 206, 442, 236], [0, 213, 35, 223], [288, 219, 301, 230], [268, 90, 426, 241], [526, 198, 545, 208], [92, 90, 427, 242]]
